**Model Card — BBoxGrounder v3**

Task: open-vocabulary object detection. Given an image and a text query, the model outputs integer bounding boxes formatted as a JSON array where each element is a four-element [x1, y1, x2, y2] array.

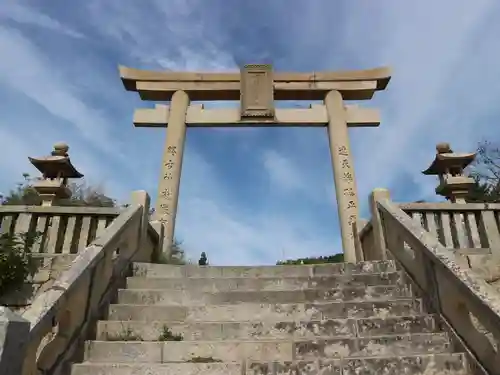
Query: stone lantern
[[28, 142, 83, 206], [422, 142, 476, 203]]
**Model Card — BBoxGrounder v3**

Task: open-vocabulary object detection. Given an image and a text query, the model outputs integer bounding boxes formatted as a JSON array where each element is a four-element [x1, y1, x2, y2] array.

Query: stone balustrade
[[3, 187, 500, 374], [0, 199, 162, 313], [400, 202, 500, 252], [377, 195, 500, 374], [359, 200, 500, 267], [356, 189, 500, 374], [0, 191, 161, 375], [0, 205, 121, 255]]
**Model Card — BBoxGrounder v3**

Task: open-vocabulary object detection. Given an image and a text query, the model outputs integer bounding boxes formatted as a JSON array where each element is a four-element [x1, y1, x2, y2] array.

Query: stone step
[[107, 299, 422, 322], [72, 353, 469, 375], [126, 272, 405, 291], [132, 260, 397, 278], [117, 285, 412, 306], [97, 315, 438, 341], [84, 333, 451, 363]]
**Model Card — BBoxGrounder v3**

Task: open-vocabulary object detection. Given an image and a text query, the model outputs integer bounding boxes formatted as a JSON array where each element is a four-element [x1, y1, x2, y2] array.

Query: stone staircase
[[71, 260, 472, 375]]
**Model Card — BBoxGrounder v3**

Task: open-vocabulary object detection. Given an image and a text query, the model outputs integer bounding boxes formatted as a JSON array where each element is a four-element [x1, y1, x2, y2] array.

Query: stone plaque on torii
[[119, 64, 391, 263]]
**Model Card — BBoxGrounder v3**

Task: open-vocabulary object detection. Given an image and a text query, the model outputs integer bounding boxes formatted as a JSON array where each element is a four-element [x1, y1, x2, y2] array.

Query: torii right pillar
[[325, 90, 360, 263]]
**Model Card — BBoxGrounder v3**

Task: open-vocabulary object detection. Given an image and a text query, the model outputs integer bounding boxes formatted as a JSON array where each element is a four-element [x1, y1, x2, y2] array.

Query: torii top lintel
[[119, 64, 391, 102]]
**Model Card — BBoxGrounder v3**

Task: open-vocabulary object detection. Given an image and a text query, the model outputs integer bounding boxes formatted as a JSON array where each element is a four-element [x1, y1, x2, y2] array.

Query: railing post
[[130, 190, 151, 260], [369, 188, 391, 260], [0, 307, 30, 375], [150, 221, 166, 260], [354, 218, 368, 262], [479, 210, 500, 251]]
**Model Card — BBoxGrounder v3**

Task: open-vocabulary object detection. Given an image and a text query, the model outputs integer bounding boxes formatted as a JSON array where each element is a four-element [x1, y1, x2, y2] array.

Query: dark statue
[[198, 252, 208, 266]]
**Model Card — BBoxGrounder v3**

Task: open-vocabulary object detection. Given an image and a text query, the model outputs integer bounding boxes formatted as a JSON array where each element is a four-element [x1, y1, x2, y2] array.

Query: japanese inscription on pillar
[[240, 64, 275, 118], [338, 145, 357, 239], [158, 144, 178, 224]]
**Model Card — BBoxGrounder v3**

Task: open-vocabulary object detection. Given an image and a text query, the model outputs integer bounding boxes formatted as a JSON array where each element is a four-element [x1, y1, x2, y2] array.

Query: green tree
[[465, 177, 500, 203], [467, 141, 500, 203], [276, 254, 344, 265], [0, 173, 116, 207], [147, 208, 187, 265], [169, 239, 187, 265], [0, 231, 40, 297], [155, 239, 187, 265]]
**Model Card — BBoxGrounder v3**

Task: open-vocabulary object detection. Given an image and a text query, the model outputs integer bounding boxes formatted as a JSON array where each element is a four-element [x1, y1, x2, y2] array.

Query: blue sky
[[1, 1, 500, 265]]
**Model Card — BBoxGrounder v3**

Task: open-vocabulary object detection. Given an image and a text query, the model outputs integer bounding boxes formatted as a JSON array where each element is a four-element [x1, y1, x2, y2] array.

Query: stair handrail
[[376, 195, 500, 374], [0, 190, 155, 375]]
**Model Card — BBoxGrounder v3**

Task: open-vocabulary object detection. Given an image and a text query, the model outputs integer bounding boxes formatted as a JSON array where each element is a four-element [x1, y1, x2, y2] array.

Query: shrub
[[276, 254, 344, 265], [0, 231, 40, 297], [0, 173, 116, 207]]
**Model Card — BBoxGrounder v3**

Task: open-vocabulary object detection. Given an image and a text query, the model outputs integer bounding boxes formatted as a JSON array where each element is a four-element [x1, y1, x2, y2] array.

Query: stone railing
[[0, 205, 121, 255], [399, 202, 500, 253], [0, 191, 159, 375], [360, 192, 500, 265], [0, 201, 163, 312], [366, 189, 500, 374]]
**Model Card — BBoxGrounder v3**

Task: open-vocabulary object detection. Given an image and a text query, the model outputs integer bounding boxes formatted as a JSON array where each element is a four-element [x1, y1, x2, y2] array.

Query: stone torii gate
[[119, 64, 391, 262]]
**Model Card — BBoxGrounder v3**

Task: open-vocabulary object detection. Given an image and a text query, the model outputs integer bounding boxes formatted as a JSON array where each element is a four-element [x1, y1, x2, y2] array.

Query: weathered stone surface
[[108, 304, 188, 322], [132, 260, 397, 278], [31, 253, 78, 267], [342, 353, 468, 375], [353, 333, 451, 357], [97, 319, 356, 341], [318, 299, 422, 319], [97, 314, 438, 341], [126, 272, 405, 291], [116, 285, 411, 305], [72, 261, 472, 375], [85, 341, 163, 363], [0, 307, 30, 375], [357, 315, 438, 336], [72, 354, 467, 375], [108, 299, 422, 322], [72, 362, 244, 375], [84, 334, 451, 363]]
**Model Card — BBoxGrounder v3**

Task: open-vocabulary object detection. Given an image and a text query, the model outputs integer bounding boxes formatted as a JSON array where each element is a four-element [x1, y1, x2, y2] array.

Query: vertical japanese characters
[[338, 145, 357, 239], [158, 145, 177, 224]]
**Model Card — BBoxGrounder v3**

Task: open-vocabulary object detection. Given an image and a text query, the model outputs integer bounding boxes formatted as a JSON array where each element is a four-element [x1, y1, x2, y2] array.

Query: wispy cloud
[[337, 0, 500, 200], [0, 3, 84, 38], [1, 1, 499, 264], [262, 150, 304, 193], [0, 26, 125, 150]]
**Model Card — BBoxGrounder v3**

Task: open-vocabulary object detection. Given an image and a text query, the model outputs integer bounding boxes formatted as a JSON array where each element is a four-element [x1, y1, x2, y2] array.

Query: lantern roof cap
[[28, 142, 83, 179], [422, 143, 476, 175]]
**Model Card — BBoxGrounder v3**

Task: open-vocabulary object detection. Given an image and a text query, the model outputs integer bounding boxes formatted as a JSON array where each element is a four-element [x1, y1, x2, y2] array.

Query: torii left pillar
[[152, 90, 190, 250]]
